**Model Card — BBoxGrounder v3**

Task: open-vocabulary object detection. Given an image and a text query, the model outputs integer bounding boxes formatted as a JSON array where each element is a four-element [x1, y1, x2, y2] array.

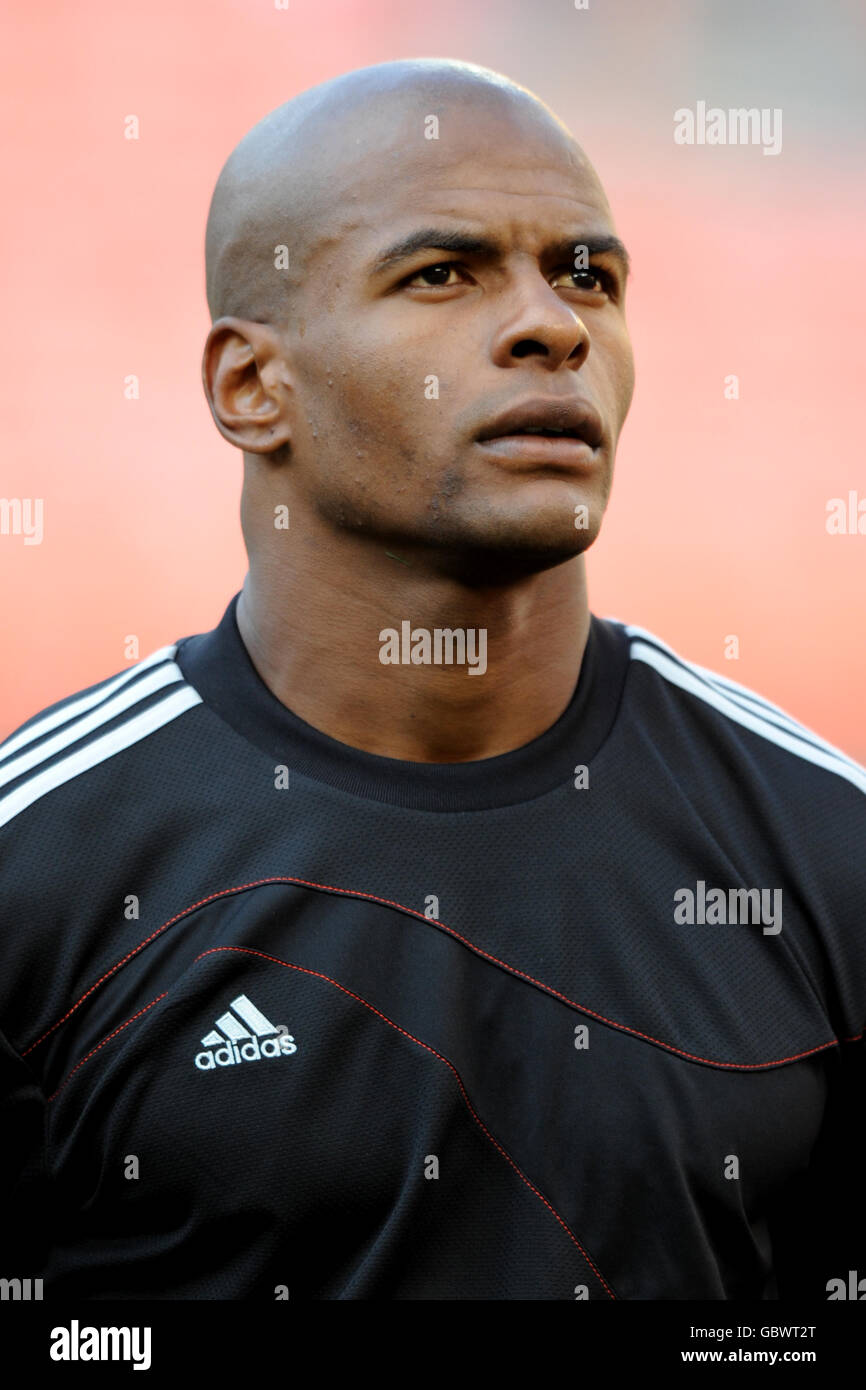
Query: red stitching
[[46, 993, 167, 1102], [22, 873, 848, 1071], [23, 879, 286, 1055], [192, 944, 616, 1299]]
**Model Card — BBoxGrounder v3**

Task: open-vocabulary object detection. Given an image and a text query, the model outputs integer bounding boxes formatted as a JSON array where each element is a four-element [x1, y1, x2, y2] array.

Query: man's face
[[280, 95, 635, 577]]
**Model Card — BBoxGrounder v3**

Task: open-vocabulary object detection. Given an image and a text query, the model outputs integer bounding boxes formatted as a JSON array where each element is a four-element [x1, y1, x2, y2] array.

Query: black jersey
[[1, 593, 864, 1300]]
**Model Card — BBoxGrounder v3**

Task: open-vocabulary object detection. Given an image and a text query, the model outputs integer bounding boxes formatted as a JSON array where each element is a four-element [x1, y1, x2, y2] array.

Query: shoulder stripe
[[625, 624, 864, 775], [0, 686, 202, 831], [0, 662, 185, 790], [0, 644, 177, 765], [628, 638, 866, 797]]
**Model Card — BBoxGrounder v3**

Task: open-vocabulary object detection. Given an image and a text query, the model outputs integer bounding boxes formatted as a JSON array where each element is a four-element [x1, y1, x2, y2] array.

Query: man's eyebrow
[[371, 229, 498, 275], [370, 228, 631, 278], [575, 233, 631, 277]]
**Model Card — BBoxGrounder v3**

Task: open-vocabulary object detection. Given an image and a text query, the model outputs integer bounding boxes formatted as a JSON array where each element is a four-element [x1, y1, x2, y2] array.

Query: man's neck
[[235, 545, 591, 764]]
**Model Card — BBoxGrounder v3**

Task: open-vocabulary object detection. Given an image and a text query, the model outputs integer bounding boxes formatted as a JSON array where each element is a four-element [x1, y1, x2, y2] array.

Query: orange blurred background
[[2, 0, 864, 756]]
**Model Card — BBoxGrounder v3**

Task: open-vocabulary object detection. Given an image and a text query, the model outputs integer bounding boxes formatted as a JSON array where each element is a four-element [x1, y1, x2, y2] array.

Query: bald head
[[204, 58, 599, 324], [201, 54, 634, 588]]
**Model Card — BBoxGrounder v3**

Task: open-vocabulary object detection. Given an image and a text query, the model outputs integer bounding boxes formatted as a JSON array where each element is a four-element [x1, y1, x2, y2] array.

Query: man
[[1, 58, 863, 1301]]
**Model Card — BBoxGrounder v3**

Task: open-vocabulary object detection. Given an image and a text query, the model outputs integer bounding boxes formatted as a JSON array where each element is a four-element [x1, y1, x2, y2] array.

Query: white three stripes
[[0, 655, 202, 829], [0, 643, 178, 764], [0, 662, 185, 790], [626, 628, 866, 797]]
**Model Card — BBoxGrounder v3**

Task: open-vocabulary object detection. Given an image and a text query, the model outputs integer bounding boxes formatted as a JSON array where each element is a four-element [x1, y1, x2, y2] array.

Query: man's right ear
[[201, 318, 293, 455]]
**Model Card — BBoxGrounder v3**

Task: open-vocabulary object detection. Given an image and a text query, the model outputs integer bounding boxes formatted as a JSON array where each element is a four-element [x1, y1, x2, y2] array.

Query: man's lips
[[473, 395, 604, 468], [476, 434, 598, 466]]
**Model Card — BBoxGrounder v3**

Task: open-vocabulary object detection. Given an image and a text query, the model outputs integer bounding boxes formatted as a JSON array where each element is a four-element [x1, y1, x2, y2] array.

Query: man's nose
[[488, 268, 590, 370]]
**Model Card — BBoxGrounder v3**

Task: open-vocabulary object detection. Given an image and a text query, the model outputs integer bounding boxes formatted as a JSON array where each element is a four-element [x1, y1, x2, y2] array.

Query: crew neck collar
[[175, 592, 629, 812]]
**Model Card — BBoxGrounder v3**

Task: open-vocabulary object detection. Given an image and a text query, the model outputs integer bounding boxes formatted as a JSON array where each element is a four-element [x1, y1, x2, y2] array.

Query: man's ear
[[202, 318, 293, 455]]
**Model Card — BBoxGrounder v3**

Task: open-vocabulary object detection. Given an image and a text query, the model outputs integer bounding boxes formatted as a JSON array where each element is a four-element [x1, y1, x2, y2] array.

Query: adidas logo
[[194, 993, 298, 1071]]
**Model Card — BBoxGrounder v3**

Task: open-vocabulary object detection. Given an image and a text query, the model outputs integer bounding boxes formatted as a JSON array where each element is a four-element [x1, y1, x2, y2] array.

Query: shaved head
[[204, 58, 602, 325], [202, 55, 633, 595]]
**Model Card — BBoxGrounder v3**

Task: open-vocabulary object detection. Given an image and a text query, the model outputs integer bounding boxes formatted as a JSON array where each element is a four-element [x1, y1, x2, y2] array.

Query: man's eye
[[551, 268, 612, 294], [405, 262, 462, 288]]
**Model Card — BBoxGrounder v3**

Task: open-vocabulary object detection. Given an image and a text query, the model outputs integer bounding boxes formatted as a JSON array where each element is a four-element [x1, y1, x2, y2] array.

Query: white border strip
[[0, 686, 202, 830], [629, 640, 866, 797], [0, 663, 185, 790], [0, 644, 177, 764]]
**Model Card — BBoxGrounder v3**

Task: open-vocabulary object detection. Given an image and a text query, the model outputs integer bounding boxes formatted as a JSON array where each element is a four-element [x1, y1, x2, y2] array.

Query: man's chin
[[426, 512, 602, 585]]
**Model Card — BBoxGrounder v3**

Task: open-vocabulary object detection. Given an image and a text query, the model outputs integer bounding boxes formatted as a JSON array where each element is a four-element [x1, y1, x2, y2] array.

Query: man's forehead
[[322, 105, 599, 202], [302, 143, 612, 271]]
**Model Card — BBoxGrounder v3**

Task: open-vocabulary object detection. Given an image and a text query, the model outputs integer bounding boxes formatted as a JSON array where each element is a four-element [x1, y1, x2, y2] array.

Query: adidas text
[[195, 1033, 297, 1070]]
